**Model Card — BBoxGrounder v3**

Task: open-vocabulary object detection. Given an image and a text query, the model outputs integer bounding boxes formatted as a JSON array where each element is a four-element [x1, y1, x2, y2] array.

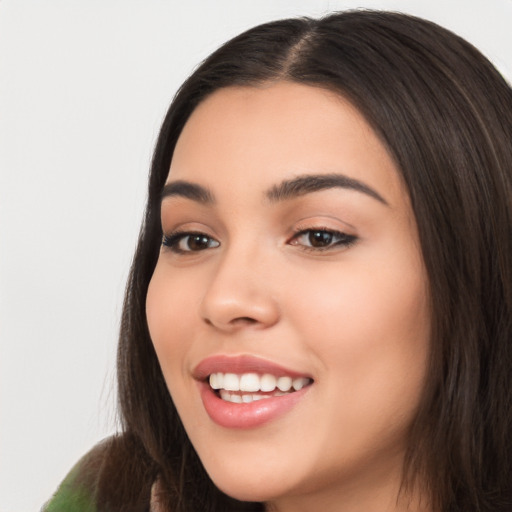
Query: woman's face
[[146, 82, 430, 509]]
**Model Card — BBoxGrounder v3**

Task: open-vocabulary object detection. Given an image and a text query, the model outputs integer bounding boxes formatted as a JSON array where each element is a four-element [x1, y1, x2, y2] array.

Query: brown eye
[[290, 229, 357, 251], [308, 230, 335, 247], [162, 232, 220, 253], [186, 234, 212, 251]]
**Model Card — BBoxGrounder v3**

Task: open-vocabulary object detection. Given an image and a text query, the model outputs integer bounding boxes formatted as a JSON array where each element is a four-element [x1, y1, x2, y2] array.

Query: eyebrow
[[266, 173, 388, 205], [161, 173, 388, 207], [161, 180, 215, 204]]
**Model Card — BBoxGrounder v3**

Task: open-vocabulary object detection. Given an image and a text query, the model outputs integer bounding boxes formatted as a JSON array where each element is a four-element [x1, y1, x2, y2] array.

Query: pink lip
[[194, 355, 313, 429]]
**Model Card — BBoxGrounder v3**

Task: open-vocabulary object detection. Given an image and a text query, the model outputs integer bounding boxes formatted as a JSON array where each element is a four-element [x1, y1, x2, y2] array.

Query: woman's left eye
[[162, 232, 220, 253], [289, 229, 357, 251]]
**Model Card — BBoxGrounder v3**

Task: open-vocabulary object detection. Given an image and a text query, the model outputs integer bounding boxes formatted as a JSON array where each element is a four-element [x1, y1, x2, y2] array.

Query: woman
[[44, 10, 512, 512]]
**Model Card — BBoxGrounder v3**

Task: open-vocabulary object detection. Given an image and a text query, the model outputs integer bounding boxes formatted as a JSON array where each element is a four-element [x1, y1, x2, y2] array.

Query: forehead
[[168, 82, 403, 205]]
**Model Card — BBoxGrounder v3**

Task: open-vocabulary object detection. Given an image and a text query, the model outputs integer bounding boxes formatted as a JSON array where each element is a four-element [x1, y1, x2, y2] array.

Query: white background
[[1, 1, 511, 511]]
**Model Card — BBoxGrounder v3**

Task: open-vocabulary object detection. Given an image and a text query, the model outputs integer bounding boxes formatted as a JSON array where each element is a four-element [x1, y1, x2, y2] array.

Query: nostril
[[202, 316, 257, 328], [232, 316, 258, 325]]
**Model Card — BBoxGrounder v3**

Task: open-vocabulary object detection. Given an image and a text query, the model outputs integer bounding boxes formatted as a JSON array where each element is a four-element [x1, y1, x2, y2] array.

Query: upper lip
[[193, 355, 312, 381]]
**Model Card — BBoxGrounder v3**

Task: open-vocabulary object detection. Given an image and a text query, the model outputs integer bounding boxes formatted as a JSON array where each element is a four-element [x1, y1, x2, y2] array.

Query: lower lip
[[198, 382, 311, 429]]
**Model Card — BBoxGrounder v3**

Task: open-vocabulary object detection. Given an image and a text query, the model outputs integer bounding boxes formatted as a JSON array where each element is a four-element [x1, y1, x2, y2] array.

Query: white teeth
[[292, 377, 309, 391], [260, 373, 277, 392], [209, 372, 312, 395], [219, 390, 275, 404], [209, 372, 223, 390], [223, 373, 240, 391], [252, 394, 271, 401], [239, 373, 260, 392], [277, 376, 292, 392], [219, 390, 241, 402]]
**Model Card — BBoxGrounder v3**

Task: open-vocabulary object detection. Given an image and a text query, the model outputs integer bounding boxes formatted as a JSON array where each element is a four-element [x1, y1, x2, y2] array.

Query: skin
[[146, 82, 432, 512]]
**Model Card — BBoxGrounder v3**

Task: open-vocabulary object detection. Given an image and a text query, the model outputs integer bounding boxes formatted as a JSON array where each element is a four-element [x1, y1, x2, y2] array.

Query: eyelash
[[161, 228, 357, 254], [162, 231, 220, 254], [289, 227, 357, 252]]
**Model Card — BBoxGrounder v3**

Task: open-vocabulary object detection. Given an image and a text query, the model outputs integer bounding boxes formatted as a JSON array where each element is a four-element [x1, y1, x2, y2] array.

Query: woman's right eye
[[162, 232, 220, 254]]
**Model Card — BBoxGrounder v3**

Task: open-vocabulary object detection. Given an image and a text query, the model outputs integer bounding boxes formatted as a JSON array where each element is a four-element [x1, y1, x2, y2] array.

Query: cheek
[[322, 271, 429, 353], [291, 253, 429, 344], [146, 264, 197, 381], [289, 257, 430, 422]]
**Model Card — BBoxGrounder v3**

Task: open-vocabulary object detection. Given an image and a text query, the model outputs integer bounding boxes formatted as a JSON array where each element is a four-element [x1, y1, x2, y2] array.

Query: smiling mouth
[[208, 372, 314, 404]]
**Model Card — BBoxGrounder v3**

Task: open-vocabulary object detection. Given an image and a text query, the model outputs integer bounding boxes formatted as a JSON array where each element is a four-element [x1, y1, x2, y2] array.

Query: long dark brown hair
[[87, 10, 512, 512]]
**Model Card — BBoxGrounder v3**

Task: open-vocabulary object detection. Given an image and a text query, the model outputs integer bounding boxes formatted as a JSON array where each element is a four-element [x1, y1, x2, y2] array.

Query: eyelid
[[288, 225, 358, 252], [162, 229, 220, 254]]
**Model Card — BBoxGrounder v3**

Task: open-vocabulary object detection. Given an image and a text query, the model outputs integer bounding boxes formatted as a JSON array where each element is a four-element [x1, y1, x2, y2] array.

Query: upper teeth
[[209, 372, 311, 393]]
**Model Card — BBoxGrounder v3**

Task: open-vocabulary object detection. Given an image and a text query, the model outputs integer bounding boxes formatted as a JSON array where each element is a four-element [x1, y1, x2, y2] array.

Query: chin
[[205, 464, 291, 503]]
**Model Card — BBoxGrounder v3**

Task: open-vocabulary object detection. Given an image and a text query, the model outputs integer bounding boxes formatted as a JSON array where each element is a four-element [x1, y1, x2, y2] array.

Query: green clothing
[[42, 462, 97, 512]]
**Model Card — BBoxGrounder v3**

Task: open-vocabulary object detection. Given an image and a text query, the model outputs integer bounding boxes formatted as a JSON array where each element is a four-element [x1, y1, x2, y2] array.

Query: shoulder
[[42, 438, 111, 512], [42, 434, 156, 512]]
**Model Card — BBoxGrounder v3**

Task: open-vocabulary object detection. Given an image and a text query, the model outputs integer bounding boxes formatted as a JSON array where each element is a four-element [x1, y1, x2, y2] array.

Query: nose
[[199, 245, 280, 332]]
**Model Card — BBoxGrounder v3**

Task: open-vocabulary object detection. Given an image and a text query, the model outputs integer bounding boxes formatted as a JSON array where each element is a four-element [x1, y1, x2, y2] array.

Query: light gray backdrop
[[1, 1, 511, 511]]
